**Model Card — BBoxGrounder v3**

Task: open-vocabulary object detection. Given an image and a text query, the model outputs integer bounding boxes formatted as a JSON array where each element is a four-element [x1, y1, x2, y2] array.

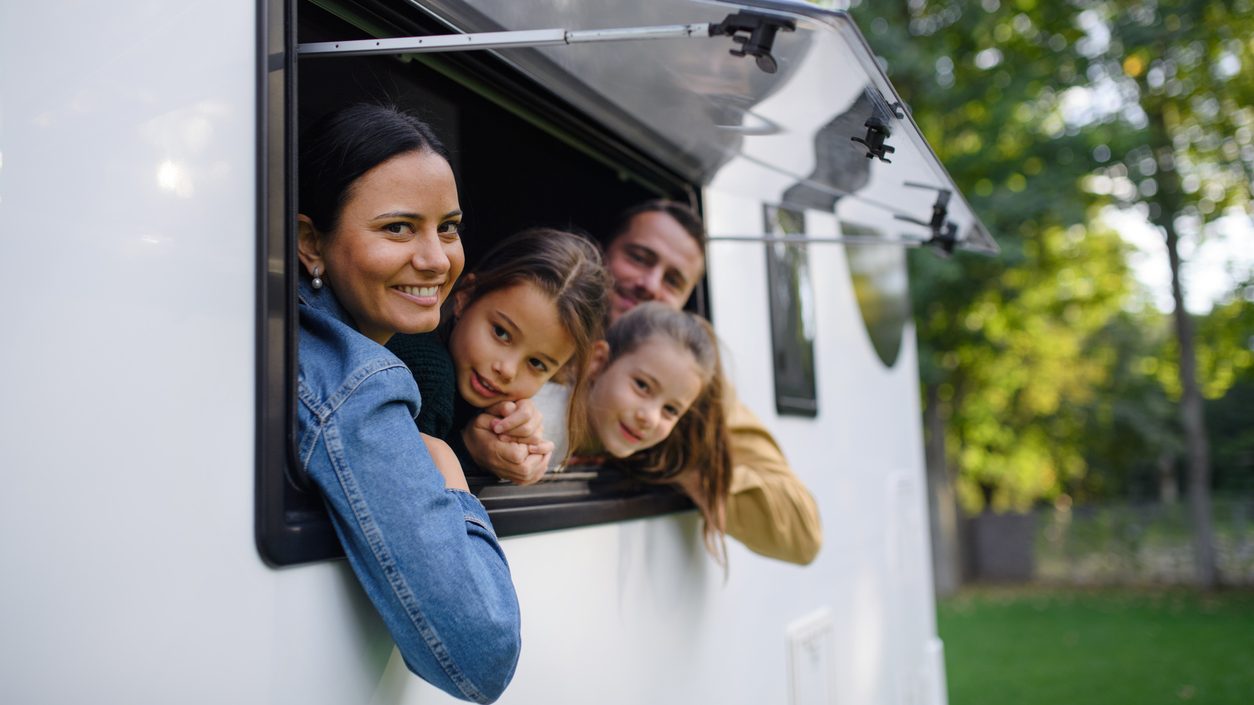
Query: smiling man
[[602, 203, 707, 321]]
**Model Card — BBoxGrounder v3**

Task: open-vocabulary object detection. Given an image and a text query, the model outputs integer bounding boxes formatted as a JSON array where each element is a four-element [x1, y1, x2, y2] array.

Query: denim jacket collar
[[298, 275, 355, 329]]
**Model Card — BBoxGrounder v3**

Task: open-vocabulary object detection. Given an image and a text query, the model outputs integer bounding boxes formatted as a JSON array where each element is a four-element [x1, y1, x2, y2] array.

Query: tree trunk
[[923, 383, 962, 597], [1157, 452, 1178, 505], [1149, 103, 1218, 588], [1164, 216, 1218, 587]]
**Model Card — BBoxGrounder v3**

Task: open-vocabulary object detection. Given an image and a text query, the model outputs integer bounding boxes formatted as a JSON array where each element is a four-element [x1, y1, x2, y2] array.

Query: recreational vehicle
[[1, 0, 995, 703]]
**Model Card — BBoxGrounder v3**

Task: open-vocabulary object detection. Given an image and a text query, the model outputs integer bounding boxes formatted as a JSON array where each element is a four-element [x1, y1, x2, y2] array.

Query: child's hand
[[483, 399, 545, 443], [462, 413, 554, 486]]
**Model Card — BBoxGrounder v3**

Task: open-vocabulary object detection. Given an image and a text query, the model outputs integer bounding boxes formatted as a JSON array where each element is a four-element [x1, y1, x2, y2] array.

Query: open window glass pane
[[410, 0, 996, 253]]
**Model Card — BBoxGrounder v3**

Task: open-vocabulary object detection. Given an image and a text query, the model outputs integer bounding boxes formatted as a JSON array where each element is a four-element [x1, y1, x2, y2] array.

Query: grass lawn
[[938, 588, 1254, 705]]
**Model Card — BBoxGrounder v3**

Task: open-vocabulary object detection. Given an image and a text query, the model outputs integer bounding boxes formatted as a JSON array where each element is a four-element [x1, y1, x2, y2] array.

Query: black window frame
[[256, 0, 708, 567]]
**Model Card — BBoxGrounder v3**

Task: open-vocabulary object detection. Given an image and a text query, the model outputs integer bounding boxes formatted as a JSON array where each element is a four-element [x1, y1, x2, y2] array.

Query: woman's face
[[300, 149, 464, 344], [448, 281, 576, 408], [586, 336, 704, 458]]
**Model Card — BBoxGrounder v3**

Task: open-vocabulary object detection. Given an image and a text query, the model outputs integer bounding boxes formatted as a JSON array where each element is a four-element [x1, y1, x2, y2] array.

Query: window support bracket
[[707, 234, 931, 248], [298, 11, 794, 75]]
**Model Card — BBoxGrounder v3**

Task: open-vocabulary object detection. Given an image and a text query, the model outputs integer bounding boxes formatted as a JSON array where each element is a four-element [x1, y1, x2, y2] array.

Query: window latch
[[851, 116, 895, 163], [894, 182, 959, 256], [708, 11, 797, 74]]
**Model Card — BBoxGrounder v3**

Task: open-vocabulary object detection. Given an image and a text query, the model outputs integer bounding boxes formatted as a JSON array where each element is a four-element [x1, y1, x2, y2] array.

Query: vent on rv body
[[300, 0, 997, 255]]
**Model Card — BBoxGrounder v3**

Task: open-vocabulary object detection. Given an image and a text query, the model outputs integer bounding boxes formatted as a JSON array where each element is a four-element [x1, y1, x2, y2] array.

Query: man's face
[[603, 211, 705, 323]]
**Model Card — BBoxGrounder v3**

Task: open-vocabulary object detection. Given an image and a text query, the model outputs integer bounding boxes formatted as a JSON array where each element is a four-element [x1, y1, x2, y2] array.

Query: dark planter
[[967, 511, 1036, 582]]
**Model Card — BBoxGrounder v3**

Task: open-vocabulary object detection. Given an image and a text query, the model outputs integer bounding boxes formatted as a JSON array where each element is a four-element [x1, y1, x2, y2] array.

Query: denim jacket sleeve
[[298, 355, 521, 703]]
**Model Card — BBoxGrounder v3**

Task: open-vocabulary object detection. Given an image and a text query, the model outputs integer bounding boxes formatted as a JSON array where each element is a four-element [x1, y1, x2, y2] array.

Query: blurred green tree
[[1078, 309, 1181, 501], [845, 0, 1253, 587], [845, 0, 1134, 591], [1070, 0, 1254, 586], [847, 0, 1135, 497], [1199, 279, 1254, 496]]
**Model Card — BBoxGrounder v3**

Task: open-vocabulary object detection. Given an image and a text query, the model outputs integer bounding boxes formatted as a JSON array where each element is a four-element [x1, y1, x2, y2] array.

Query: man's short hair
[[608, 199, 706, 248]]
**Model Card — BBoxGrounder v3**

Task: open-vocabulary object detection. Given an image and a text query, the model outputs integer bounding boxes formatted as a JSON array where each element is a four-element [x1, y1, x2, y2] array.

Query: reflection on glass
[[841, 221, 910, 367], [781, 89, 876, 211], [156, 159, 193, 197], [765, 205, 818, 417]]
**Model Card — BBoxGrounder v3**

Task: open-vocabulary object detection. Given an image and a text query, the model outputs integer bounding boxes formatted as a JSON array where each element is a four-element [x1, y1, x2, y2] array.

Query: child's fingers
[[490, 413, 526, 436], [491, 399, 542, 437], [527, 440, 555, 456], [512, 451, 551, 485], [498, 431, 544, 446], [493, 447, 547, 485], [471, 412, 498, 431], [498, 415, 542, 439], [483, 400, 517, 419], [496, 441, 529, 466]]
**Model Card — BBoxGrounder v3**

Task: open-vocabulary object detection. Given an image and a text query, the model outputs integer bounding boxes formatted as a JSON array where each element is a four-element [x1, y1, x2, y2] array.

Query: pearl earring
[[312, 266, 324, 290]]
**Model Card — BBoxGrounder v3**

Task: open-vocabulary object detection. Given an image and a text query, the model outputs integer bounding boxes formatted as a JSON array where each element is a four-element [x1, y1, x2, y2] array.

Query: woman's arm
[[300, 365, 521, 703], [422, 432, 471, 491]]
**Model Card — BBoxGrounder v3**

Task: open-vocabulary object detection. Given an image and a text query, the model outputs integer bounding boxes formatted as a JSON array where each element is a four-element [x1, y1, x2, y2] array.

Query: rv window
[[257, 0, 705, 566], [764, 205, 819, 417]]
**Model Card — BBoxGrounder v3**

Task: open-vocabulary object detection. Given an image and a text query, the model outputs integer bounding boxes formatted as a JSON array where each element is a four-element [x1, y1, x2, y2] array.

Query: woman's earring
[[312, 266, 324, 290]]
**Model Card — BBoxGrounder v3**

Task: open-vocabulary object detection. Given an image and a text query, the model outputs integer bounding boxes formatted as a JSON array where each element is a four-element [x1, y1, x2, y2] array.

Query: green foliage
[[1203, 279, 1254, 493], [1152, 280, 1254, 400], [847, 0, 1254, 511], [1087, 0, 1254, 223], [1195, 280, 1254, 398], [1077, 309, 1181, 498], [1208, 380, 1254, 494]]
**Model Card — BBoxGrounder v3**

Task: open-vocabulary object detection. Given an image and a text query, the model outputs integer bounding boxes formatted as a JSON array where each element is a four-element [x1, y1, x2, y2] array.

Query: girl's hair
[[299, 102, 450, 234], [451, 228, 611, 452], [584, 302, 732, 564]]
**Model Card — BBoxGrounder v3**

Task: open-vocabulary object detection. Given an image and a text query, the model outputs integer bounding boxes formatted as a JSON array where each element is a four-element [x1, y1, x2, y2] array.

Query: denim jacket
[[297, 279, 521, 703]]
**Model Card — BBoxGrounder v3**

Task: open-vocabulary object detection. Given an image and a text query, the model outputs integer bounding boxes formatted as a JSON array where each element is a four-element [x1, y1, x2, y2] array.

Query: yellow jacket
[[723, 388, 823, 565]]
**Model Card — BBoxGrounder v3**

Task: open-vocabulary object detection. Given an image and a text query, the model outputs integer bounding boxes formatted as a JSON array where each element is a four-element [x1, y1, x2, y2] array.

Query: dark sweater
[[388, 332, 497, 481], [385, 332, 456, 440]]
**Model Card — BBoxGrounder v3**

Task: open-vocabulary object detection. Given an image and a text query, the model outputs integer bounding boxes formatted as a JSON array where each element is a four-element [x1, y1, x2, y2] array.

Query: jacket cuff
[[449, 488, 497, 531]]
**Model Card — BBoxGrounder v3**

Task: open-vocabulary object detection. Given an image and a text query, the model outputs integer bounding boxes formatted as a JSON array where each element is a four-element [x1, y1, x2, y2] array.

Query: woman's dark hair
[[299, 103, 450, 233], [450, 228, 612, 452]]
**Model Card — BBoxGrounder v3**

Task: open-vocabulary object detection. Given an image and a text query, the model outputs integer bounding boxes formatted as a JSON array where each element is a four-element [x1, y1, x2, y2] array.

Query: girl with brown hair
[[570, 302, 733, 564], [390, 227, 611, 477]]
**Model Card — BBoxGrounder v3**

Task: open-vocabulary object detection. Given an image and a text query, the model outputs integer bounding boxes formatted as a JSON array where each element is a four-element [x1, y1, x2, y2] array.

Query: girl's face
[[586, 336, 704, 458], [297, 150, 464, 344], [448, 281, 577, 408]]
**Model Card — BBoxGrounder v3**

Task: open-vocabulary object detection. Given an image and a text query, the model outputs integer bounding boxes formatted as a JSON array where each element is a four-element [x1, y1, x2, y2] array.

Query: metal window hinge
[[894, 182, 959, 256]]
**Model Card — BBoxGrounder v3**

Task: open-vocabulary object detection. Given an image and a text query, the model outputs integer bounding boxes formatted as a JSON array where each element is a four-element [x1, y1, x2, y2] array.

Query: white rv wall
[[2, 2, 391, 703], [0, 2, 943, 704]]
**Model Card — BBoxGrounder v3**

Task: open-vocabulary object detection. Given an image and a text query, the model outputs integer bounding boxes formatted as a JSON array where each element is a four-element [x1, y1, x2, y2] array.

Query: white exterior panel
[[1, 2, 947, 704]]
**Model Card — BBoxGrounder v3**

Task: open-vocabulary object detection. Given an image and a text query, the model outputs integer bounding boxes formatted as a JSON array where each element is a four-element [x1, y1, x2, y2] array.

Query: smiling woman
[[297, 110, 466, 343], [298, 150, 464, 341], [292, 103, 521, 703]]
